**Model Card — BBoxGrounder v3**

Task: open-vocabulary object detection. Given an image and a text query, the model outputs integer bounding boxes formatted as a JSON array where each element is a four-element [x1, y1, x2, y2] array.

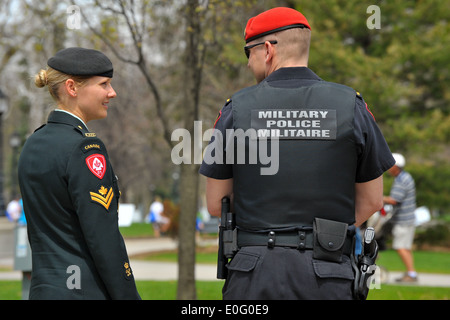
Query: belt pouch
[[313, 218, 348, 263]]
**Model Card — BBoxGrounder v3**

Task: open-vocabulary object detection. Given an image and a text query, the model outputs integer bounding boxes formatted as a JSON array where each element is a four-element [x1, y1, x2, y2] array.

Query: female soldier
[[18, 47, 140, 300]]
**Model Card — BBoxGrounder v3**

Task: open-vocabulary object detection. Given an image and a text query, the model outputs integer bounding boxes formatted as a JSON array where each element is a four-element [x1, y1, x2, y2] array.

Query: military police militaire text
[[171, 107, 337, 176]]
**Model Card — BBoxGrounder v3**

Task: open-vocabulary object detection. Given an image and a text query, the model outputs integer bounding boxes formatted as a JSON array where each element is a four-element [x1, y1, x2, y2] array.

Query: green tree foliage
[[288, 0, 449, 211]]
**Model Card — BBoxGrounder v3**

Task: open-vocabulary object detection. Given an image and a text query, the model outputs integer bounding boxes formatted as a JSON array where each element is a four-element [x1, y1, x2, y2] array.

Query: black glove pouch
[[313, 218, 348, 263]]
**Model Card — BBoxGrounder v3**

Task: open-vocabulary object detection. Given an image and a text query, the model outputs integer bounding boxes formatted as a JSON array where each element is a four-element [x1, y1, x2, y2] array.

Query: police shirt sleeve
[[66, 137, 140, 299], [199, 99, 233, 179], [354, 94, 395, 183]]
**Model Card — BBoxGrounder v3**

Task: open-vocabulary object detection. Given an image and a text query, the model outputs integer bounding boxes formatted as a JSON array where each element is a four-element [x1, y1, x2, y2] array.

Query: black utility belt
[[238, 229, 314, 249], [237, 218, 354, 262]]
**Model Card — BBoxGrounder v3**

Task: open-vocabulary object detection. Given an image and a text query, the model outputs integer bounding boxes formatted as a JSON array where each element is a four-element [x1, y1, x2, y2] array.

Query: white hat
[[392, 153, 405, 168]]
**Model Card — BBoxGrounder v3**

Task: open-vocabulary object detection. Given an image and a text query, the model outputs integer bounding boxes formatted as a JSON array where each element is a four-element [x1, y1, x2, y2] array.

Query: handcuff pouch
[[313, 218, 348, 263]]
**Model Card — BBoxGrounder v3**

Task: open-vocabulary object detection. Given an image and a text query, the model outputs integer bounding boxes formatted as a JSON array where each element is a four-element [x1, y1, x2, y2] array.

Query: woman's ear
[[64, 79, 77, 97]]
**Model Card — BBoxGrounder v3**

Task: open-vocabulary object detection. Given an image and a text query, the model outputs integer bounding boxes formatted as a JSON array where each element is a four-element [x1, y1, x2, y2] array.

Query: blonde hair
[[34, 68, 90, 101], [280, 28, 311, 61]]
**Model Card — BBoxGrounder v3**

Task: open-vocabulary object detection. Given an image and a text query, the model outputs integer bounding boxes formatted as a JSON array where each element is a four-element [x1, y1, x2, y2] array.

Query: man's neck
[[267, 59, 308, 77]]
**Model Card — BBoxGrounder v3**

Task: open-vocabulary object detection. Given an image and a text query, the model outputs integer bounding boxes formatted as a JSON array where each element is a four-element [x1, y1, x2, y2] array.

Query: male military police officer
[[18, 48, 140, 299], [200, 7, 395, 299]]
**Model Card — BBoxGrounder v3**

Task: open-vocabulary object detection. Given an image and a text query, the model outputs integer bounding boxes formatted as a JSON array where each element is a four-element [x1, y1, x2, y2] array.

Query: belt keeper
[[267, 231, 275, 248], [297, 231, 306, 250]]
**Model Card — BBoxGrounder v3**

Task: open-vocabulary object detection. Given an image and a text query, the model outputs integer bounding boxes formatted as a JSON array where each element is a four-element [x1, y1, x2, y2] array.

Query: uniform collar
[[48, 110, 89, 132], [265, 67, 322, 82]]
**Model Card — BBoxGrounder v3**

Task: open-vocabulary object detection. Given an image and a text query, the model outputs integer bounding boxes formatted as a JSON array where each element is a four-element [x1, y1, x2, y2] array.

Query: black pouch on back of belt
[[313, 217, 348, 263]]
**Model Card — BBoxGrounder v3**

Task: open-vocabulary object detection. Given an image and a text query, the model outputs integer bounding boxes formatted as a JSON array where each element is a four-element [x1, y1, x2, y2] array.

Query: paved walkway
[[125, 237, 219, 281], [1, 231, 450, 287], [0, 236, 219, 281]]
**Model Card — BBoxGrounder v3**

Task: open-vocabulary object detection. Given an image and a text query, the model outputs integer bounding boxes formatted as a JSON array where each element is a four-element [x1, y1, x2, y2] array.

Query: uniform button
[[298, 242, 305, 249], [299, 233, 305, 240], [328, 241, 334, 248]]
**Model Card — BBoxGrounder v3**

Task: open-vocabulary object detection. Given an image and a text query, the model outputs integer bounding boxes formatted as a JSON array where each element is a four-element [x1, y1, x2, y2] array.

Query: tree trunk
[[176, 162, 200, 299], [176, 0, 204, 300]]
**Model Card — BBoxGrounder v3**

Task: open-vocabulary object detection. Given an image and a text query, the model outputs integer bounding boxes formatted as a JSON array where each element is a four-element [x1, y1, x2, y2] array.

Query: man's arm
[[354, 175, 384, 227], [383, 195, 398, 205], [205, 177, 233, 216]]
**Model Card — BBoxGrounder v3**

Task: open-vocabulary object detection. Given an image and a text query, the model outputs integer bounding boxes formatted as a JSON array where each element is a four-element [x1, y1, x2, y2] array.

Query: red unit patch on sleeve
[[85, 154, 107, 179]]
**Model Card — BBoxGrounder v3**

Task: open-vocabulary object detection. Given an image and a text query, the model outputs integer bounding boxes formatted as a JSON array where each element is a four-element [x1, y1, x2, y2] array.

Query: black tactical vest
[[231, 80, 357, 230]]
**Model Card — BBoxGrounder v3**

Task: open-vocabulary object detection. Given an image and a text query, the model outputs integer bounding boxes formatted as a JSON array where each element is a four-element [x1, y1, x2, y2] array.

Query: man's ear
[[264, 41, 275, 64]]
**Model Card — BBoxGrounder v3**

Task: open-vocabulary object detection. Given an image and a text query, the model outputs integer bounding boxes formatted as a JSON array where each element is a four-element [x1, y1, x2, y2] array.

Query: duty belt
[[237, 229, 354, 256]]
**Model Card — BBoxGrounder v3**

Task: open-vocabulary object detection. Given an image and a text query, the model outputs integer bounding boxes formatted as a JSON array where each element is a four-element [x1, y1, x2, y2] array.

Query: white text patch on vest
[[251, 109, 337, 140]]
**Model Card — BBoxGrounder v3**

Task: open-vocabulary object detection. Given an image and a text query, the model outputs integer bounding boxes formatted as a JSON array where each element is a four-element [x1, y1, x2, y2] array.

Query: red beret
[[245, 7, 311, 43]]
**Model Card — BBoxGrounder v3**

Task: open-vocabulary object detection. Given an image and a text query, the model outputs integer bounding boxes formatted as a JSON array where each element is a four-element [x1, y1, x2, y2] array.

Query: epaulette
[[213, 98, 232, 128], [73, 125, 97, 138], [356, 91, 363, 100], [356, 91, 376, 121]]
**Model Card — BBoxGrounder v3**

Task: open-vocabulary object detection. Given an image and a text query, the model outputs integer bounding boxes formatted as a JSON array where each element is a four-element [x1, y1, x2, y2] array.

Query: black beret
[[47, 47, 113, 78]]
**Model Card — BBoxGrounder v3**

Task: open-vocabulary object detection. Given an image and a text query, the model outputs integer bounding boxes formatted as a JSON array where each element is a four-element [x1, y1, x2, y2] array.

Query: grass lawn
[[1, 280, 448, 300], [367, 285, 449, 300], [377, 250, 450, 274], [119, 223, 155, 238]]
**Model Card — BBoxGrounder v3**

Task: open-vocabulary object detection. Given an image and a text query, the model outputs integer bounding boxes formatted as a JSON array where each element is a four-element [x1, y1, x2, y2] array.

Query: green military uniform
[[18, 110, 140, 299]]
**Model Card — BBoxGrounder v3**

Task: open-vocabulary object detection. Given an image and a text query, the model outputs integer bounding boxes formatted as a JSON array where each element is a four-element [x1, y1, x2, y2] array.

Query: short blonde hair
[[34, 67, 90, 101], [261, 27, 311, 62]]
